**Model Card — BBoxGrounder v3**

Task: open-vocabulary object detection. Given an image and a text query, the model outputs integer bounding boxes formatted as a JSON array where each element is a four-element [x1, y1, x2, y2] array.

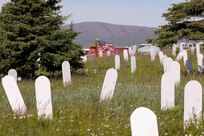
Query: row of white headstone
[[7, 60, 72, 88], [2, 67, 118, 117], [115, 54, 136, 73], [172, 43, 202, 57], [2, 75, 53, 119]]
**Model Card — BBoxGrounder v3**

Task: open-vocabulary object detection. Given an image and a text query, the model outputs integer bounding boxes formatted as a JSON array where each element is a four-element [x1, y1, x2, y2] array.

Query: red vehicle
[[88, 39, 128, 56]]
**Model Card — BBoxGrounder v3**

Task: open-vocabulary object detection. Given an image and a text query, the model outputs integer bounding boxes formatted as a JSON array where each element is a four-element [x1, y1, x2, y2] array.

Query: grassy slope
[[0, 49, 204, 135]]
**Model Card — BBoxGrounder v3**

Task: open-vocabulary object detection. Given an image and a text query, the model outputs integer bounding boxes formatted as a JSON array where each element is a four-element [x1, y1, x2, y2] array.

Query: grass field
[[0, 49, 204, 135]]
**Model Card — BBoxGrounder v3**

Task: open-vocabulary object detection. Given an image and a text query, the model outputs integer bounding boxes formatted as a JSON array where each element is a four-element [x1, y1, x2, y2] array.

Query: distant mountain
[[62, 22, 157, 47]]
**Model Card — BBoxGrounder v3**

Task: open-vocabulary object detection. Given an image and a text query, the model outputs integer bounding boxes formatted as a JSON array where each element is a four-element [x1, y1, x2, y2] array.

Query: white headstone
[[2, 75, 27, 114], [184, 80, 202, 129], [130, 107, 159, 136], [158, 51, 164, 64], [190, 45, 195, 55], [172, 44, 177, 57], [132, 45, 137, 56], [176, 52, 183, 61], [163, 57, 173, 73], [115, 55, 120, 70], [62, 61, 71, 87], [123, 49, 129, 61], [100, 69, 118, 101], [169, 61, 180, 85], [150, 46, 157, 61], [8, 69, 17, 82], [183, 50, 188, 66], [161, 73, 175, 110], [196, 43, 200, 56], [128, 47, 133, 56], [129, 45, 137, 56], [131, 56, 136, 73], [35, 76, 53, 119], [107, 50, 111, 56], [197, 53, 203, 67], [99, 50, 103, 58], [179, 43, 184, 52]]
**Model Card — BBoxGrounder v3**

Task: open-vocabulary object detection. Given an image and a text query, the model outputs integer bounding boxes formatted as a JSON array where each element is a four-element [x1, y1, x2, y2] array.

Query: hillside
[[62, 22, 157, 47]]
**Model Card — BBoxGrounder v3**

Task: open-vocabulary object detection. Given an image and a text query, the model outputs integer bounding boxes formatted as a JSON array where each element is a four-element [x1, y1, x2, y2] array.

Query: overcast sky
[[0, 0, 186, 27]]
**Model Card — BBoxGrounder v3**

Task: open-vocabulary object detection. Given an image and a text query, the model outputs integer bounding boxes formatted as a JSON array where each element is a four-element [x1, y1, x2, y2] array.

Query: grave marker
[[186, 59, 193, 74], [170, 61, 180, 85], [196, 43, 200, 56], [183, 50, 188, 66], [123, 49, 129, 61], [179, 43, 184, 52], [100, 69, 118, 101], [163, 57, 173, 73], [131, 56, 136, 73], [190, 45, 195, 55], [197, 53, 203, 67], [35, 76, 53, 119], [99, 50, 103, 58], [8, 69, 17, 82], [107, 50, 111, 56], [176, 52, 183, 61], [184, 80, 202, 129], [158, 51, 164, 64], [161, 73, 175, 110], [62, 61, 71, 87], [150, 46, 157, 61], [130, 107, 159, 136], [2, 75, 27, 114], [115, 55, 120, 70], [172, 44, 177, 57]]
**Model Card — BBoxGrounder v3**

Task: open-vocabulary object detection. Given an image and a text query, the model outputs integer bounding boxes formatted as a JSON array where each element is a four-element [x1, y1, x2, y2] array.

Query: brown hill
[[62, 22, 157, 47]]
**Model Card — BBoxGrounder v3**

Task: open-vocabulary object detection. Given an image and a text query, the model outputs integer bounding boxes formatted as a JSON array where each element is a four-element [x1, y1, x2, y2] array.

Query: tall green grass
[[0, 50, 204, 135]]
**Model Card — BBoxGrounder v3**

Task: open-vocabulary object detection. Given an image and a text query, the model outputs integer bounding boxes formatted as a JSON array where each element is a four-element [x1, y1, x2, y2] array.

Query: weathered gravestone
[[179, 43, 184, 52], [185, 59, 193, 74], [129, 46, 132, 55], [170, 61, 180, 85], [196, 43, 200, 56], [123, 49, 129, 61], [62, 61, 71, 87], [8, 69, 17, 82], [99, 69, 118, 101], [107, 50, 111, 56], [2, 75, 27, 114], [190, 45, 195, 55], [99, 50, 103, 58], [161, 73, 175, 110], [131, 56, 136, 73], [198, 65, 204, 73], [161, 55, 167, 66], [183, 50, 188, 66], [163, 57, 173, 73], [130, 107, 159, 136], [131, 45, 137, 56], [197, 53, 203, 68], [172, 44, 177, 57], [128, 45, 137, 57], [176, 52, 183, 61], [150, 46, 157, 61], [158, 51, 164, 64], [35, 76, 53, 119], [184, 80, 202, 129], [115, 55, 120, 70]]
